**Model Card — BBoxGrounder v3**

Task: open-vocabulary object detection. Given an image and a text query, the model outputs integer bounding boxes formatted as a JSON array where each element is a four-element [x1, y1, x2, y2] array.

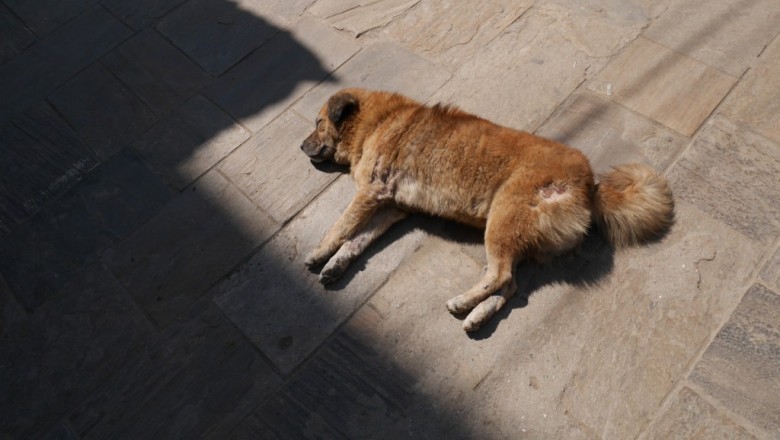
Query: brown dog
[[301, 88, 674, 332]]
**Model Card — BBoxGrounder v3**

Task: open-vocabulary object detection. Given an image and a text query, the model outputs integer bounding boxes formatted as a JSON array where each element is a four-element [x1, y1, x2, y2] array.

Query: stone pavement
[[1, 0, 779, 438]]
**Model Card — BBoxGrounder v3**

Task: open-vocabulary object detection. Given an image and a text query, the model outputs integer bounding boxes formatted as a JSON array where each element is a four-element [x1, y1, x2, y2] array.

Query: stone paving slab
[[102, 0, 188, 30], [309, 0, 420, 36], [3, 0, 98, 36], [0, 3, 36, 65]]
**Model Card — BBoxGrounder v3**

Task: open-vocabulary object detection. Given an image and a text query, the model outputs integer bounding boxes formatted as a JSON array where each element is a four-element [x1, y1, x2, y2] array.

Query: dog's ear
[[327, 92, 358, 124]]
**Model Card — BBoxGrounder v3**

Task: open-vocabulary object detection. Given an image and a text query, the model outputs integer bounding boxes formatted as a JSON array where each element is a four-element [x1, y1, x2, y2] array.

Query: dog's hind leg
[[319, 206, 407, 284]]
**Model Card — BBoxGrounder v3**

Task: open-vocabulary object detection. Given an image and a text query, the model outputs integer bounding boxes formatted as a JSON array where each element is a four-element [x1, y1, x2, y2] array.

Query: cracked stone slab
[[536, 91, 688, 174], [213, 176, 426, 373], [667, 116, 780, 243], [104, 170, 279, 328], [292, 41, 451, 124], [690, 283, 780, 436], [430, 8, 605, 131], [719, 35, 780, 145], [133, 94, 250, 190], [0, 3, 36, 65], [204, 16, 359, 132], [643, 387, 758, 439], [309, 0, 420, 36], [644, 0, 780, 76], [218, 110, 334, 224], [589, 37, 736, 136]]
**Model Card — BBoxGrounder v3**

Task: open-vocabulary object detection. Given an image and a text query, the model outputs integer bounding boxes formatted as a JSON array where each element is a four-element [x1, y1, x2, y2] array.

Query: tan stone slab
[[309, 0, 419, 36], [589, 37, 736, 136], [536, 91, 688, 174], [643, 387, 757, 440], [720, 35, 780, 145], [219, 110, 334, 224], [759, 246, 780, 293], [429, 8, 607, 131], [690, 284, 780, 436], [667, 116, 780, 243], [645, 0, 780, 76]]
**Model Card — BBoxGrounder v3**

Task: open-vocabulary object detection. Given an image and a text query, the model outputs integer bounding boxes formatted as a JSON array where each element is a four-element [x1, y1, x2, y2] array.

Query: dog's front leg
[[304, 191, 379, 268], [319, 206, 407, 284]]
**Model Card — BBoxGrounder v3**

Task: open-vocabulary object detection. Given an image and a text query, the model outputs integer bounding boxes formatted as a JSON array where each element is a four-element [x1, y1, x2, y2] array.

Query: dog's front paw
[[318, 259, 346, 285], [445, 295, 474, 315], [304, 251, 326, 268]]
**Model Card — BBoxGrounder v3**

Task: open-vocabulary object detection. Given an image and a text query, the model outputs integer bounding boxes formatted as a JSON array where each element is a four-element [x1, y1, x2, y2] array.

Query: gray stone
[[536, 91, 688, 174], [690, 284, 780, 436], [645, 0, 780, 76], [218, 110, 334, 224], [0, 3, 36, 65], [204, 16, 359, 132], [0, 101, 97, 230], [102, 29, 211, 118], [309, 0, 420, 36], [213, 176, 426, 373], [3, 0, 98, 35], [104, 170, 279, 327], [667, 116, 780, 243], [133, 94, 250, 190], [292, 41, 452, 119], [0, 6, 130, 126], [0, 149, 174, 310], [157, 0, 281, 76], [49, 63, 159, 159], [101, 0, 188, 30], [643, 387, 757, 440], [0, 265, 154, 439]]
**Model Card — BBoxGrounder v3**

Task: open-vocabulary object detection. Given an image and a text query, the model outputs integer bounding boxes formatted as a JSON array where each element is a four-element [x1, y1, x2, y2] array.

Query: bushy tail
[[592, 163, 674, 247]]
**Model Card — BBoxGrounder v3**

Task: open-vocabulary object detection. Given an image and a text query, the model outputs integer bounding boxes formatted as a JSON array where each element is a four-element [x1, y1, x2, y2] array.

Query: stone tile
[[292, 41, 451, 119], [133, 95, 250, 189], [41, 420, 80, 440], [0, 149, 174, 310], [213, 176, 426, 373], [0, 101, 97, 230], [309, 0, 420, 36], [0, 3, 36, 65], [373, 0, 532, 70], [49, 63, 159, 159], [71, 301, 281, 440], [589, 37, 736, 136], [0, 265, 154, 438], [645, 0, 780, 76], [104, 170, 278, 327], [219, 110, 333, 224], [643, 387, 757, 440], [0, 6, 131, 126], [102, 29, 212, 118], [690, 284, 780, 435], [204, 16, 359, 132], [4, 0, 98, 35], [429, 8, 606, 131], [536, 91, 688, 174], [720, 36, 780, 145], [262, 0, 316, 22], [101, 0, 188, 30], [759, 246, 780, 292], [157, 0, 281, 76], [667, 116, 780, 243]]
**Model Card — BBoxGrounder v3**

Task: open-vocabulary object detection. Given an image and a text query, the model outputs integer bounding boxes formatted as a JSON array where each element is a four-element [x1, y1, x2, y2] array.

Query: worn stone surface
[[104, 171, 278, 327], [668, 116, 780, 243], [219, 110, 333, 224], [0, 3, 36, 65], [310, 0, 420, 36], [292, 41, 451, 119], [133, 94, 250, 189], [644, 0, 780, 76], [643, 387, 758, 440], [0, 149, 173, 310], [50, 63, 159, 159], [690, 283, 780, 436], [759, 246, 780, 292], [3, 0, 98, 35], [720, 35, 780, 145], [536, 91, 688, 174], [102, 0, 188, 30], [430, 8, 604, 131], [205, 16, 359, 132], [102, 29, 212, 117], [589, 37, 736, 136], [0, 6, 130, 126], [0, 265, 153, 439], [214, 176, 425, 373]]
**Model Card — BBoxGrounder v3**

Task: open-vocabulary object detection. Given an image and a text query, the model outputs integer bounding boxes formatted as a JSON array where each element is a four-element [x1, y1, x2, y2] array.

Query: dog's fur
[[301, 88, 674, 331]]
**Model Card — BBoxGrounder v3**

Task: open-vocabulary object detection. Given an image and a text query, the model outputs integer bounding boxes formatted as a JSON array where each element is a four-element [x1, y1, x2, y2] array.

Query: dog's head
[[300, 90, 359, 165]]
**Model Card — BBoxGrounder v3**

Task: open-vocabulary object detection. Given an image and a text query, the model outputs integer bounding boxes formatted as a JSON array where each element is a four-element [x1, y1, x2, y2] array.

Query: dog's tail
[[592, 163, 674, 247]]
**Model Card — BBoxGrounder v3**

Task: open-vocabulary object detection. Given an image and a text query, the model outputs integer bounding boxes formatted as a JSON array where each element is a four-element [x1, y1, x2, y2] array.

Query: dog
[[300, 88, 674, 332]]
